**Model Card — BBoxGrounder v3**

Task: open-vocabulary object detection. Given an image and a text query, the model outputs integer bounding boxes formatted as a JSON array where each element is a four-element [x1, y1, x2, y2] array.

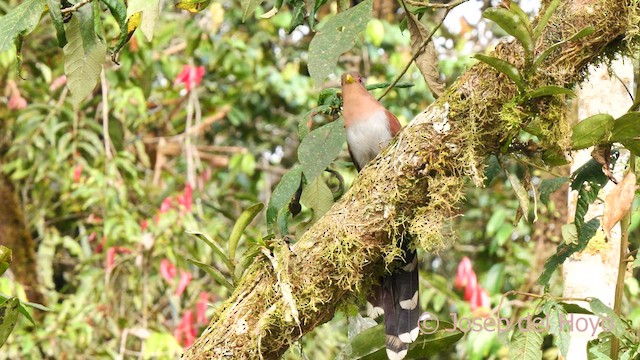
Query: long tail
[[367, 250, 420, 360]]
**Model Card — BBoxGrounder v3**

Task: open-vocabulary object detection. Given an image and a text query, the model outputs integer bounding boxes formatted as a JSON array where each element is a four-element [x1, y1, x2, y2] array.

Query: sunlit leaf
[[611, 112, 640, 143], [176, 0, 212, 13], [0, 297, 20, 347], [127, 0, 160, 41], [0, 246, 11, 277], [571, 114, 615, 150], [509, 323, 544, 360], [300, 177, 333, 223], [483, 7, 533, 58], [528, 85, 575, 99], [63, 16, 107, 104], [308, 0, 372, 85], [0, 0, 45, 54]]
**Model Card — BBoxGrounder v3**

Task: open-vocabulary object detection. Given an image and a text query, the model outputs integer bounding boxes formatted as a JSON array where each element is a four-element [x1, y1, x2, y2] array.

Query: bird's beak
[[345, 74, 355, 84]]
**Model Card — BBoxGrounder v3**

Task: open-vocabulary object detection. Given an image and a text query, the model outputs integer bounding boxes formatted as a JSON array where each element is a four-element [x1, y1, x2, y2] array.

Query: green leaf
[[483, 7, 533, 58], [63, 16, 107, 104], [298, 118, 345, 182], [0, 0, 46, 54], [342, 322, 463, 359], [176, 0, 212, 13], [611, 112, 640, 142], [533, 0, 560, 40], [509, 324, 544, 360], [101, 0, 127, 29], [539, 177, 568, 205], [0, 297, 20, 347], [228, 203, 264, 268], [127, 0, 160, 41], [571, 114, 615, 150], [531, 27, 594, 73], [589, 298, 634, 340], [587, 332, 614, 360], [299, 177, 333, 223], [0, 246, 11, 276], [537, 218, 599, 285], [505, 168, 530, 221], [187, 259, 234, 291], [241, 0, 263, 22], [186, 231, 233, 274], [543, 301, 570, 358], [267, 165, 303, 228], [308, 0, 373, 85], [473, 54, 525, 92], [288, 0, 305, 33], [528, 85, 575, 99], [47, 0, 67, 47], [111, 11, 142, 62], [484, 154, 501, 186]]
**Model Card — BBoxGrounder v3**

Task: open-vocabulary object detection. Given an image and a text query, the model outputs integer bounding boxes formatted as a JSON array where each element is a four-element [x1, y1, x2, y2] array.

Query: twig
[[405, 0, 467, 8], [378, 0, 468, 100], [61, 0, 93, 14], [100, 69, 113, 159]]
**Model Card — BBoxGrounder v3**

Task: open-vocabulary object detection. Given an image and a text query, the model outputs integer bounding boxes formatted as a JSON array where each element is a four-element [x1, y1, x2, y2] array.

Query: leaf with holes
[[308, 0, 372, 85], [298, 118, 345, 182]]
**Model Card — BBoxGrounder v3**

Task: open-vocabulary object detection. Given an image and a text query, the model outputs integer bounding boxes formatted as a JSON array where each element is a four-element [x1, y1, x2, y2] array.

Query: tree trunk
[[562, 57, 633, 359], [184, 0, 635, 358], [0, 172, 44, 305]]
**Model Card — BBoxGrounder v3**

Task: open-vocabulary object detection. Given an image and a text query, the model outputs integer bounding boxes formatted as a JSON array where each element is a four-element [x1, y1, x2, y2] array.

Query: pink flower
[[105, 247, 131, 271], [49, 75, 67, 91], [455, 256, 473, 290], [175, 65, 205, 92], [463, 271, 477, 302], [176, 270, 192, 296], [160, 197, 173, 213], [160, 259, 177, 282], [177, 184, 193, 212], [196, 292, 208, 324], [8, 91, 27, 110], [174, 310, 197, 347], [73, 165, 83, 183]]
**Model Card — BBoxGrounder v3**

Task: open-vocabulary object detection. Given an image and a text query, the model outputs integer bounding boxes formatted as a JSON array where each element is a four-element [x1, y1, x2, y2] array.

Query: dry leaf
[[401, 4, 445, 98], [602, 171, 636, 238]]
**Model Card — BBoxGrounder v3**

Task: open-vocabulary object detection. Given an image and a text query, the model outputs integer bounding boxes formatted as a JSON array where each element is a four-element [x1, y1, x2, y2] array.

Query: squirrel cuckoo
[[341, 72, 420, 360]]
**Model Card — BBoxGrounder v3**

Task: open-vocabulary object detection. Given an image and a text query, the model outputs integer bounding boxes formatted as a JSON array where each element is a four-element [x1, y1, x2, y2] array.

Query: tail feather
[[378, 250, 420, 360]]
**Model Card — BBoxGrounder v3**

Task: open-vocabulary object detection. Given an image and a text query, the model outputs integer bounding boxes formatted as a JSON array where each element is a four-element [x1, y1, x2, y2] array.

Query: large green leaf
[[0, 297, 20, 347], [509, 323, 544, 360], [299, 176, 333, 223], [527, 85, 575, 99], [611, 112, 640, 142], [298, 118, 345, 182], [63, 16, 107, 104], [267, 165, 303, 227], [127, 0, 160, 41], [342, 322, 463, 359], [0, 0, 45, 54], [539, 177, 568, 206], [571, 114, 615, 150], [308, 0, 373, 85], [241, 0, 263, 22], [589, 298, 634, 341]]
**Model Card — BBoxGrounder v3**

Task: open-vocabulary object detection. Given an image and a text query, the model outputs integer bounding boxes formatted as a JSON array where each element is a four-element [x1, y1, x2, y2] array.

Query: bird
[[341, 71, 420, 360]]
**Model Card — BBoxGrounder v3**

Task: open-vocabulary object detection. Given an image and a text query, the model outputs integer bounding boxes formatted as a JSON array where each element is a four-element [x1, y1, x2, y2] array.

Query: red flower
[[175, 65, 205, 92], [196, 292, 209, 324], [455, 256, 473, 290], [96, 236, 107, 253], [105, 247, 131, 271], [176, 270, 192, 296], [72, 165, 83, 183], [140, 219, 149, 232], [463, 271, 477, 302], [160, 259, 177, 282], [177, 184, 193, 212], [174, 310, 197, 347], [160, 197, 173, 213]]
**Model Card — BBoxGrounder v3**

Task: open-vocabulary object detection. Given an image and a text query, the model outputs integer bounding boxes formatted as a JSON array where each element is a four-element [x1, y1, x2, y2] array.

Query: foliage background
[[0, 0, 639, 359]]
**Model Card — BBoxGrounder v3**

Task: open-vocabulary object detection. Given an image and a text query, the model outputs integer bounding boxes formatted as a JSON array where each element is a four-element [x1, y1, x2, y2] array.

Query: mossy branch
[[184, 1, 637, 358]]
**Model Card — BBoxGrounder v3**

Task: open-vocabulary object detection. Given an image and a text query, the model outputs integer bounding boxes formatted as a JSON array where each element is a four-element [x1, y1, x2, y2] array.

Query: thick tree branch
[[184, 0, 636, 358]]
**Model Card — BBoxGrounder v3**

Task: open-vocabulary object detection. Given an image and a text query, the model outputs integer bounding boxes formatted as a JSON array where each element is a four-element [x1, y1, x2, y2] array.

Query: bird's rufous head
[[341, 72, 365, 87]]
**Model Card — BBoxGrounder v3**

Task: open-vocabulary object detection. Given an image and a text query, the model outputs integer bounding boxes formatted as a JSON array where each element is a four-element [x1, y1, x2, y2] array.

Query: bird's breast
[[345, 110, 394, 169]]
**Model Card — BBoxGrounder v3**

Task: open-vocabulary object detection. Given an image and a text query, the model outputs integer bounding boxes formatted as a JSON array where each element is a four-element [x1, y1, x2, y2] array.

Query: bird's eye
[[358, 77, 365, 84]]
